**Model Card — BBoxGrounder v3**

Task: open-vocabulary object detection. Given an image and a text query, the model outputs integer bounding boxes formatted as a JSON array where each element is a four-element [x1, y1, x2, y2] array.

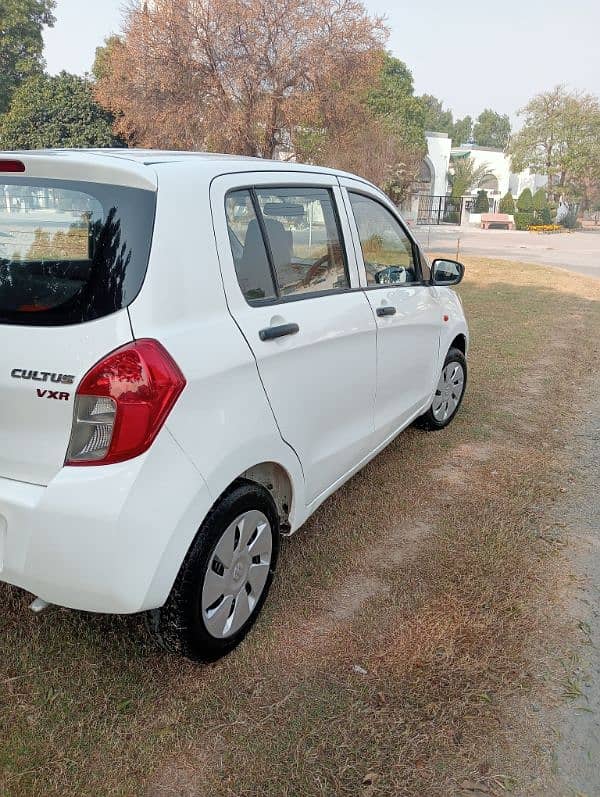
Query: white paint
[[425, 132, 452, 196], [0, 150, 469, 618]]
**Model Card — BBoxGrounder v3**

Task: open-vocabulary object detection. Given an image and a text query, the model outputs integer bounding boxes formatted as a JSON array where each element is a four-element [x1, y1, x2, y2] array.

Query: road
[[412, 225, 600, 280]]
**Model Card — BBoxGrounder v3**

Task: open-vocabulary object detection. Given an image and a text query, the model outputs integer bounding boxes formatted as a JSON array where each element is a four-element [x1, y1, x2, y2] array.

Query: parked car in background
[[0, 150, 468, 661]]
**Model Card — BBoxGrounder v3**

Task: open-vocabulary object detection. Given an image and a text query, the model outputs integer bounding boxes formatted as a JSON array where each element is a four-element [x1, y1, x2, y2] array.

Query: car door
[[340, 180, 442, 445], [211, 172, 377, 505]]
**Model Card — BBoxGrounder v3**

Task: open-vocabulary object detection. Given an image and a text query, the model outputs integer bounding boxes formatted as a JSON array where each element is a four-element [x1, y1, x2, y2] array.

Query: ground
[[413, 225, 600, 280], [539, 381, 600, 796], [1, 246, 600, 796]]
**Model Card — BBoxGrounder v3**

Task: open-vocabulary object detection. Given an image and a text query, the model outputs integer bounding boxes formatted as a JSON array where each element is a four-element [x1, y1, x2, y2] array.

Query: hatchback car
[[0, 150, 468, 661]]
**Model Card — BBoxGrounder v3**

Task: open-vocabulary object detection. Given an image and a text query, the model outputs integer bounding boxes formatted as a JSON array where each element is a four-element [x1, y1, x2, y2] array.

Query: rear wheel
[[148, 481, 280, 662], [416, 346, 467, 431]]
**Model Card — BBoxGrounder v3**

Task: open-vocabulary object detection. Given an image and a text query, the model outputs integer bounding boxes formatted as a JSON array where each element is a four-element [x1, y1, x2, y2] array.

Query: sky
[[43, 0, 600, 124]]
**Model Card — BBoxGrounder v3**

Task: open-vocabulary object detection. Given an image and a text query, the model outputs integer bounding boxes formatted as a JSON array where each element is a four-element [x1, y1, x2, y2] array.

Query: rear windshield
[[0, 178, 156, 326]]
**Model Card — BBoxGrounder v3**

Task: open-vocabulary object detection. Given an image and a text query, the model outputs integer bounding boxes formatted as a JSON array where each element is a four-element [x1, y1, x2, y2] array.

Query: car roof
[[1, 148, 383, 196], [4, 148, 364, 179]]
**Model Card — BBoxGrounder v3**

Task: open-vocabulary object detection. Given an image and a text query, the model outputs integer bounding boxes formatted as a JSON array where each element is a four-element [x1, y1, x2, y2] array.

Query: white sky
[[43, 0, 600, 123]]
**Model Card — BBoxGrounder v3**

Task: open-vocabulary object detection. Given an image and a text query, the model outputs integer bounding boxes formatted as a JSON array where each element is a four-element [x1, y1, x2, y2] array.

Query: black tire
[[416, 346, 467, 431], [148, 480, 280, 662]]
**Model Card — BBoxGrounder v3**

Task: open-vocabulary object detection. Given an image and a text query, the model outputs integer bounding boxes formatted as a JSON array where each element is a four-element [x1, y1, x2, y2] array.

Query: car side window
[[225, 190, 277, 302], [254, 187, 349, 298], [348, 192, 419, 286]]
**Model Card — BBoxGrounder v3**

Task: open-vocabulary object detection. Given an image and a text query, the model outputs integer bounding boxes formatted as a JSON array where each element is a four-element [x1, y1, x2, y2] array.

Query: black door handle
[[259, 322, 300, 341], [376, 306, 396, 317]]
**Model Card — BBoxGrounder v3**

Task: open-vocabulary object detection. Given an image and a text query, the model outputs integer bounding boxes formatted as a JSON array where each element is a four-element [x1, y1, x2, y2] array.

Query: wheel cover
[[201, 509, 273, 639], [432, 361, 465, 422]]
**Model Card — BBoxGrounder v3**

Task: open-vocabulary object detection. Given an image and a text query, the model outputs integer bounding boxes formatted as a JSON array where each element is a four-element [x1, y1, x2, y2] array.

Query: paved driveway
[[412, 225, 600, 280]]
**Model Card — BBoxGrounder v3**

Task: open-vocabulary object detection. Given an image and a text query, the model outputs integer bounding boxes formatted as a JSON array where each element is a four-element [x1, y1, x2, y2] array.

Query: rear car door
[[340, 181, 441, 444], [0, 157, 156, 484], [211, 172, 377, 505]]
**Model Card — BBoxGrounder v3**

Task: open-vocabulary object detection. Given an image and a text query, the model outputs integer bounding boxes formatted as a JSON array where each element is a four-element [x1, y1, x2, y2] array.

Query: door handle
[[259, 322, 300, 341], [376, 306, 396, 317]]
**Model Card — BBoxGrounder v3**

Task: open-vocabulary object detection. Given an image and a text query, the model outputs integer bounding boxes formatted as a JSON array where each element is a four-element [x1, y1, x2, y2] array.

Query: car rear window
[[0, 177, 156, 326]]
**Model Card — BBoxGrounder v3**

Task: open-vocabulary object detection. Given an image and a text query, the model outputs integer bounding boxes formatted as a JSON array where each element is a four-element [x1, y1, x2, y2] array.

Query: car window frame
[[344, 188, 426, 289], [224, 183, 353, 307]]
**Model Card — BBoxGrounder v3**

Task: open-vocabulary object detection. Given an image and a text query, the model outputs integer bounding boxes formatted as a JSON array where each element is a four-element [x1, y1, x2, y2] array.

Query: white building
[[418, 131, 452, 196], [450, 144, 511, 209], [408, 136, 547, 224], [509, 167, 547, 199]]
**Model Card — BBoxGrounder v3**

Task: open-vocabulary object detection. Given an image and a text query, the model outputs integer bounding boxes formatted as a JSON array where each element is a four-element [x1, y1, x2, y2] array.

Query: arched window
[[480, 174, 499, 192], [416, 158, 433, 194]]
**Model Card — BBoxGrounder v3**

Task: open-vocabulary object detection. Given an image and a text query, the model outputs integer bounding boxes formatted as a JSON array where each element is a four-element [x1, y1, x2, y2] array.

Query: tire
[[416, 346, 467, 431], [148, 480, 280, 662]]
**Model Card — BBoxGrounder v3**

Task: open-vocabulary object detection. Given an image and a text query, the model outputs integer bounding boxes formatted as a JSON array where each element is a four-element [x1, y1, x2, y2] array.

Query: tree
[[0, 72, 122, 149], [361, 53, 426, 202], [532, 188, 552, 223], [447, 156, 492, 198], [510, 86, 600, 201], [514, 188, 534, 230], [449, 116, 472, 147], [474, 189, 489, 213], [419, 94, 452, 134], [473, 108, 511, 149], [517, 188, 533, 212], [499, 191, 515, 214], [0, 0, 56, 114], [95, 0, 388, 159], [367, 54, 425, 148], [92, 35, 122, 82]]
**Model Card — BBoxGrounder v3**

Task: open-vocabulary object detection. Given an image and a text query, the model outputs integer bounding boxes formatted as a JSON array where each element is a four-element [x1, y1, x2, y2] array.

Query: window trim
[[346, 189, 427, 289], [224, 184, 353, 306]]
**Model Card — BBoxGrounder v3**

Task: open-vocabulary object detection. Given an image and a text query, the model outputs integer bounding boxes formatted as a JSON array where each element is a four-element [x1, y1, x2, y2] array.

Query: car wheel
[[148, 480, 280, 662], [416, 346, 467, 431]]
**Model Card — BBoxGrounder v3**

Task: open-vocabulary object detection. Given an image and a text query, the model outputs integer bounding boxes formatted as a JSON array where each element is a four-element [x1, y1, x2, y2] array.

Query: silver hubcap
[[432, 361, 464, 422], [201, 510, 273, 639]]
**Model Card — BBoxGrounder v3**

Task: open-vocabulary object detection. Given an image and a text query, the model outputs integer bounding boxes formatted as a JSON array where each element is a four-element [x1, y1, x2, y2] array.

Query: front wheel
[[416, 347, 467, 431], [148, 481, 280, 662]]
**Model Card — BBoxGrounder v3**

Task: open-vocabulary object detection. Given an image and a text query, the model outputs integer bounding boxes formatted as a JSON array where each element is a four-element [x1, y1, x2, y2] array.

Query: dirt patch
[[527, 380, 600, 796], [4, 257, 600, 797]]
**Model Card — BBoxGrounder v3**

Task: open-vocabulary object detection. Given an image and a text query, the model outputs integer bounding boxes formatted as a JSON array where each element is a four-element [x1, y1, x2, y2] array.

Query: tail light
[[0, 159, 25, 173], [66, 339, 186, 466]]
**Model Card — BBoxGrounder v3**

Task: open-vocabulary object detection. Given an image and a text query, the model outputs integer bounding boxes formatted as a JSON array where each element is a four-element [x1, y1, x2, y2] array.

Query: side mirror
[[431, 258, 464, 286]]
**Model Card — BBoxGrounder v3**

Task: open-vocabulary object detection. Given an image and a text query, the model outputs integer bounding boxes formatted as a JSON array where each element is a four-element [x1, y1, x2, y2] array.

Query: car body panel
[[0, 150, 469, 615], [210, 172, 378, 505]]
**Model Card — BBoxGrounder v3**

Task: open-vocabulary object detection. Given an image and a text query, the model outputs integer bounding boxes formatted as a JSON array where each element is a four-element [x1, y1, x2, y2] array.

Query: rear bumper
[[0, 428, 213, 613]]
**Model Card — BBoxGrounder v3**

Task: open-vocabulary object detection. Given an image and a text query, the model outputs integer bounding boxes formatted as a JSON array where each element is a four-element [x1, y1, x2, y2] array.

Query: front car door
[[211, 172, 377, 506], [340, 180, 442, 445]]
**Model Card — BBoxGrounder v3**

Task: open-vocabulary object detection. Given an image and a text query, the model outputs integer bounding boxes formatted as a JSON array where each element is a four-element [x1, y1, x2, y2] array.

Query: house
[[407, 136, 547, 224]]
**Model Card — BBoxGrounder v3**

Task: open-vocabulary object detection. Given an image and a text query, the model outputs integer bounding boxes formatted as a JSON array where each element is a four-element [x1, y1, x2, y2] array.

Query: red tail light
[[66, 339, 186, 466], [0, 160, 25, 173]]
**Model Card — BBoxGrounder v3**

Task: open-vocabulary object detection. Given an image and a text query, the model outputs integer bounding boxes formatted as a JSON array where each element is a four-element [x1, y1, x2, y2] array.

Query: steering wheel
[[301, 253, 330, 287]]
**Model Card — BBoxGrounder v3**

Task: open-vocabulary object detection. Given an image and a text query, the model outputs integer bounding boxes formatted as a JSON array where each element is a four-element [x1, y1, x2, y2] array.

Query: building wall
[[509, 168, 547, 198], [451, 145, 511, 203], [424, 132, 452, 196]]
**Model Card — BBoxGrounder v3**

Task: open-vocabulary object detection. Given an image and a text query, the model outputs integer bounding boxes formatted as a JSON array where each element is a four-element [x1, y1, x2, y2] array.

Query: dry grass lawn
[[1, 257, 600, 796]]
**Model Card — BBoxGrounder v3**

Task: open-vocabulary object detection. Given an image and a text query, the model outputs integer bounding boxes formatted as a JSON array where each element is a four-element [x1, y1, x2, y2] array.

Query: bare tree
[[96, 0, 387, 158]]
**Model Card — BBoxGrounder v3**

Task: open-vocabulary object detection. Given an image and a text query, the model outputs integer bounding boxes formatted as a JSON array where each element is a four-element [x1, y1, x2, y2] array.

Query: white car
[[0, 151, 468, 661]]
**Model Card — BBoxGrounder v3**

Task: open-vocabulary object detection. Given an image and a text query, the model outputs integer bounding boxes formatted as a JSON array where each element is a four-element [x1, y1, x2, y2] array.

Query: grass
[[1, 257, 600, 796]]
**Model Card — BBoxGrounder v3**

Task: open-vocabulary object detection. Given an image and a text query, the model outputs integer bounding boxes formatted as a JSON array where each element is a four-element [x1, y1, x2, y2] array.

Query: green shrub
[[514, 211, 533, 230], [532, 188, 547, 211], [474, 190, 489, 213], [532, 189, 552, 224], [517, 188, 534, 212], [499, 191, 515, 214]]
